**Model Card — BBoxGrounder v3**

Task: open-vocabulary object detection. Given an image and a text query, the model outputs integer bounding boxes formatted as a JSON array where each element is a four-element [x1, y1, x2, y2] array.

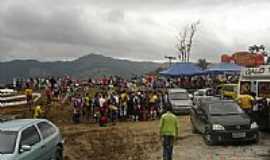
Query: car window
[[197, 91, 205, 96], [37, 122, 56, 139], [20, 126, 41, 146], [194, 92, 199, 96], [209, 102, 243, 115], [169, 92, 189, 100], [0, 131, 18, 154], [206, 89, 214, 96], [223, 85, 234, 92]]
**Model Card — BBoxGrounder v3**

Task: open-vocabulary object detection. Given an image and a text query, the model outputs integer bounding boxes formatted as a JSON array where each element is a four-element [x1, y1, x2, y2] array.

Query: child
[[33, 105, 44, 118]]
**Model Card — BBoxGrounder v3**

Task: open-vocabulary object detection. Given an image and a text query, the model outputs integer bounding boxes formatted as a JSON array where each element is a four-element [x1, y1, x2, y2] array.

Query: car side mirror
[[189, 94, 193, 100], [201, 115, 208, 121], [20, 145, 32, 153], [197, 109, 203, 115], [192, 105, 198, 109]]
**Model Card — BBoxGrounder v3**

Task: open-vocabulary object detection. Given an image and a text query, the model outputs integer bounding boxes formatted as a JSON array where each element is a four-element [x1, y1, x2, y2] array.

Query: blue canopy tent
[[205, 63, 243, 74], [159, 62, 204, 76]]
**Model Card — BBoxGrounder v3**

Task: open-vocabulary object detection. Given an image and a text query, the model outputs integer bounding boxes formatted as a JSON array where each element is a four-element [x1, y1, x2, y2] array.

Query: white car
[[168, 88, 193, 114], [0, 119, 64, 160], [193, 88, 215, 105]]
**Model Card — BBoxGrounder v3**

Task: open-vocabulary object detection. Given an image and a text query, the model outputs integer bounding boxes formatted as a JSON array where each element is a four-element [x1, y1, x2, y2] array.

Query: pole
[[165, 56, 176, 66]]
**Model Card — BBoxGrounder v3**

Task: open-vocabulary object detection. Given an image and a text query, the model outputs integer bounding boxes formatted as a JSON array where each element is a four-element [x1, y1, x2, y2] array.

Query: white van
[[239, 65, 270, 98]]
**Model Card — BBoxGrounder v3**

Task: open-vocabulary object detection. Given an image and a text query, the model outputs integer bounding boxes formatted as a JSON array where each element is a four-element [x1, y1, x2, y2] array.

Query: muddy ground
[[1, 103, 270, 160]]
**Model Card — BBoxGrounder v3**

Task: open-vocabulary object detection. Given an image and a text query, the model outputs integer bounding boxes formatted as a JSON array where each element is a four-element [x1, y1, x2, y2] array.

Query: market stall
[[159, 62, 204, 76], [205, 63, 243, 74]]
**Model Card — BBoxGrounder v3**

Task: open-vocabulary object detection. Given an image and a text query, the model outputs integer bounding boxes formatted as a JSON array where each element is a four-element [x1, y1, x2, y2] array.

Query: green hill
[[0, 54, 161, 83]]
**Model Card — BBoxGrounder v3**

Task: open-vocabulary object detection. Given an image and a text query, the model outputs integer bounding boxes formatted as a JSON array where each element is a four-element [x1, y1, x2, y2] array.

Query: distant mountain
[[0, 54, 161, 83]]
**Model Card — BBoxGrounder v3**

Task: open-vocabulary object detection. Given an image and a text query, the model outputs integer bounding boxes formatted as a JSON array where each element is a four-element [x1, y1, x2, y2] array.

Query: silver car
[[0, 119, 64, 160], [168, 88, 193, 114], [193, 88, 215, 105]]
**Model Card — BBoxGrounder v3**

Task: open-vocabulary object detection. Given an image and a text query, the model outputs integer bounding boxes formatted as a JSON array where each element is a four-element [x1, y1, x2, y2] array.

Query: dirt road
[[1, 104, 270, 160], [60, 116, 270, 160]]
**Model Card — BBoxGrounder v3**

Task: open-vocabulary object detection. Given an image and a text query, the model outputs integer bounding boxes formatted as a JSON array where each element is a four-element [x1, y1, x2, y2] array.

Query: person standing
[[25, 83, 33, 112], [33, 105, 44, 118], [236, 94, 254, 115], [84, 93, 92, 121], [160, 105, 179, 160]]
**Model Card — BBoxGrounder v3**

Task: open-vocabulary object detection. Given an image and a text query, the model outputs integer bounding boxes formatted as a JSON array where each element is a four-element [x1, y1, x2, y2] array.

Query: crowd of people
[[14, 74, 239, 91], [71, 89, 170, 126], [21, 76, 169, 125], [18, 74, 241, 126]]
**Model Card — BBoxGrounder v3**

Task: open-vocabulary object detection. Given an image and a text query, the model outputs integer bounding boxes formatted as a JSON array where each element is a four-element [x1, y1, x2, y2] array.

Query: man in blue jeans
[[160, 105, 179, 160]]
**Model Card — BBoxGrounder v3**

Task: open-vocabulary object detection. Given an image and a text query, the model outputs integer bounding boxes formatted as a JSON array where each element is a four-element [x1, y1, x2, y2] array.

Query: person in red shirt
[[99, 101, 109, 127], [45, 86, 52, 105]]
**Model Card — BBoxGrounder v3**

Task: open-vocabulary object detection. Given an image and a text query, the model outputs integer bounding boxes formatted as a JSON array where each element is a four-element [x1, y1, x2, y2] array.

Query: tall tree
[[249, 44, 266, 54], [176, 21, 200, 62]]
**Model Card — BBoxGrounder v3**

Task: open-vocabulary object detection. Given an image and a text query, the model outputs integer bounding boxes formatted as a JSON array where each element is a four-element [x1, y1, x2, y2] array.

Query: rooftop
[[0, 119, 43, 131], [168, 88, 187, 92]]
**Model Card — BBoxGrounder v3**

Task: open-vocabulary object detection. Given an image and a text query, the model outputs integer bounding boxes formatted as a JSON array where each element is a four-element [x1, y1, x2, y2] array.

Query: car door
[[37, 122, 58, 160], [17, 125, 47, 160], [195, 108, 205, 133], [199, 109, 209, 134], [191, 105, 202, 129], [190, 105, 198, 128]]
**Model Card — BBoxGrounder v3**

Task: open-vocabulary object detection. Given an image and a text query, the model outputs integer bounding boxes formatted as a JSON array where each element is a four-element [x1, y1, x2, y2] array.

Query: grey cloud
[[85, 0, 264, 10], [0, 0, 270, 62], [0, 1, 169, 61], [106, 10, 125, 23]]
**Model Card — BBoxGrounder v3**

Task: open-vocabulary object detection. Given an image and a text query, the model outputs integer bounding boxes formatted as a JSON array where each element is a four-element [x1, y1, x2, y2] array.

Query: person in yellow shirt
[[160, 104, 179, 160], [25, 85, 33, 111], [150, 92, 159, 119], [236, 94, 254, 113], [150, 93, 158, 104], [120, 91, 128, 119], [33, 105, 44, 118]]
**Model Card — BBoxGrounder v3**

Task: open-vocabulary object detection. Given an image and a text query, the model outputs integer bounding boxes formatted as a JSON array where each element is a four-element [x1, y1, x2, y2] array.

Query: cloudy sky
[[0, 0, 270, 62]]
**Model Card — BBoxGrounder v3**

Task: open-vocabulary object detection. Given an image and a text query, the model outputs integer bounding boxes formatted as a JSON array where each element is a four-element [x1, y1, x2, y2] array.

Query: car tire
[[192, 125, 199, 134], [203, 133, 215, 146], [253, 133, 260, 144], [55, 146, 63, 160]]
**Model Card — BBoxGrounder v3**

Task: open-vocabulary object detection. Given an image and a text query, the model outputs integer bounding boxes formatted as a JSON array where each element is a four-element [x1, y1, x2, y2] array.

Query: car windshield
[[209, 102, 244, 115], [223, 85, 235, 92], [170, 92, 189, 100], [197, 91, 205, 96], [0, 130, 18, 154]]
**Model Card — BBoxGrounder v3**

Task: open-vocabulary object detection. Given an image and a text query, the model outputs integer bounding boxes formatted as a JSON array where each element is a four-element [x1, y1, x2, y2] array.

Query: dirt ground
[[1, 103, 270, 160], [60, 117, 270, 160]]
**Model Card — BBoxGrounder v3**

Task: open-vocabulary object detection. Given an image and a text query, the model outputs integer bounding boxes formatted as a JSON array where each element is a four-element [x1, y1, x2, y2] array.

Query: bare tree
[[176, 21, 200, 62]]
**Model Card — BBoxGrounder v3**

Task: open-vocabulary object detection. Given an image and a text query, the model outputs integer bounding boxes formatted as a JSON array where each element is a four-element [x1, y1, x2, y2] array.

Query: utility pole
[[164, 56, 176, 66]]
